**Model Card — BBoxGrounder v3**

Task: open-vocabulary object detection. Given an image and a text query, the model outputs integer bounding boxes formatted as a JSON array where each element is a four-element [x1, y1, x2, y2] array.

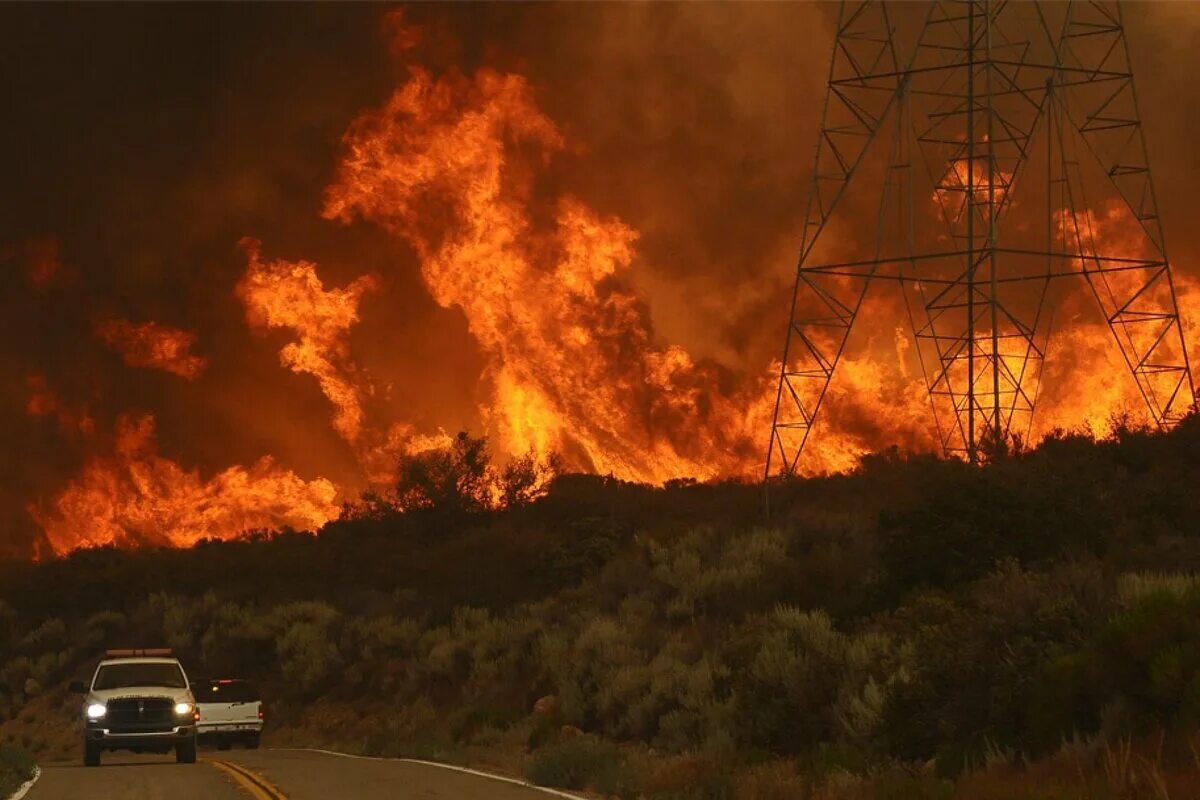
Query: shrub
[[1097, 580, 1200, 730], [0, 745, 35, 797], [396, 432, 492, 515], [20, 619, 66, 654], [540, 615, 641, 729], [880, 563, 1103, 768], [499, 450, 559, 507], [648, 528, 789, 621], [636, 752, 735, 800], [525, 736, 626, 794], [269, 602, 342, 695], [732, 761, 809, 800], [1117, 572, 1200, 605], [732, 607, 896, 755], [360, 699, 447, 759]]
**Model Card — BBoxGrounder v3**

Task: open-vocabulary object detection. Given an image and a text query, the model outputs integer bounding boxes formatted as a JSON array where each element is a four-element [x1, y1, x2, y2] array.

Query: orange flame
[[26, 373, 95, 437], [30, 413, 340, 554], [96, 318, 208, 380], [934, 152, 1013, 222], [29, 23, 1200, 557], [1032, 200, 1200, 436], [323, 65, 774, 482], [236, 238, 379, 444]]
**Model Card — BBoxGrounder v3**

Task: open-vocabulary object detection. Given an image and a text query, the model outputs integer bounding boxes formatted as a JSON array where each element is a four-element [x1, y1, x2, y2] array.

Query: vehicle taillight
[[258, 708, 264, 720]]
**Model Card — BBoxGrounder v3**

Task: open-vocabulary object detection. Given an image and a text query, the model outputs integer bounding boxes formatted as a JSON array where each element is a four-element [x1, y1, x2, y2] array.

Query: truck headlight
[[174, 702, 193, 716], [86, 703, 106, 720]]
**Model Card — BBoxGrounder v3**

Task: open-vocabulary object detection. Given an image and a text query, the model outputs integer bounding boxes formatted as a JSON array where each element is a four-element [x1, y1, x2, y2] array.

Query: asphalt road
[[27, 748, 575, 800]]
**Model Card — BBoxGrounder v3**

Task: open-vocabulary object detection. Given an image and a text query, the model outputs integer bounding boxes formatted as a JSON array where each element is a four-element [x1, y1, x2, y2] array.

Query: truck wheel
[[84, 741, 101, 767], [176, 735, 197, 764], [246, 733, 261, 750]]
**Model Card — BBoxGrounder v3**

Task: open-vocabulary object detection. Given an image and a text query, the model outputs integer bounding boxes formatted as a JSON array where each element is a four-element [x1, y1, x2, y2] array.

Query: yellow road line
[[204, 758, 288, 800]]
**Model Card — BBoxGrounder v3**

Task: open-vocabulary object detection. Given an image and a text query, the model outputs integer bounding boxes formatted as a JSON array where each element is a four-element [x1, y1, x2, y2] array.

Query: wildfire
[[236, 239, 379, 443], [24, 12, 1200, 557], [933, 152, 1014, 223], [1032, 200, 1200, 436], [235, 239, 454, 485], [26, 373, 95, 437], [323, 63, 774, 483], [30, 414, 340, 553], [96, 318, 208, 380]]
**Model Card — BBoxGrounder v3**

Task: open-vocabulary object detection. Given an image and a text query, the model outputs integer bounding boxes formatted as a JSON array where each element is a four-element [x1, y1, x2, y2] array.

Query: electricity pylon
[[765, 0, 1195, 479]]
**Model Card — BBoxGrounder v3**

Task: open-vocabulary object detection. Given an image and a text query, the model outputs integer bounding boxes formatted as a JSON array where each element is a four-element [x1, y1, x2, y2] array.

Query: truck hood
[[88, 686, 195, 704]]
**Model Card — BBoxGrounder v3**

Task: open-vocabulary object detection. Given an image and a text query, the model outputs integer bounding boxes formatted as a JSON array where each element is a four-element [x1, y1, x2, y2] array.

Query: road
[[27, 748, 576, 800]]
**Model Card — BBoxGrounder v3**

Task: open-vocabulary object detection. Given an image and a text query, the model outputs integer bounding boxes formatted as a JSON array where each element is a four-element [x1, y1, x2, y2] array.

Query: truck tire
[[84, 740, 101, 767], [246, 733, 261, 750], [176, 735, 197, 764]]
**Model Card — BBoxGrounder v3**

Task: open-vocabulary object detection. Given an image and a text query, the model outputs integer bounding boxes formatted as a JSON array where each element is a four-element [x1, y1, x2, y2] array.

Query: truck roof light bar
[[104, 648, 174, 657]]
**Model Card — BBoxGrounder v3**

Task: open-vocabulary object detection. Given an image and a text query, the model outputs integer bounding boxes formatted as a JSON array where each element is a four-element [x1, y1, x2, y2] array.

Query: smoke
[[3, 3, 1200, 557]]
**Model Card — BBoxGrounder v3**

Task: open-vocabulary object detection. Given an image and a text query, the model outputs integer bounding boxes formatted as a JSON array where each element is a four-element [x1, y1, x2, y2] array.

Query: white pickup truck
[[70, 648, 199, 767], [193, 678, 263, 749]]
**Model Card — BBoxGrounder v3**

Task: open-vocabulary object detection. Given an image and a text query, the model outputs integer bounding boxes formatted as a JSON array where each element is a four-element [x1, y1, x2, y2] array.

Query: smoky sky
[[2, 2, 1199, 558]]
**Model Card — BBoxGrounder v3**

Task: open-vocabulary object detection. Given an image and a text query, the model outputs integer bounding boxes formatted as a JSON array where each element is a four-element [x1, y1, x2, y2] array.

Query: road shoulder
[[4, 766, 40, 800], [286, 748, 586, 799]]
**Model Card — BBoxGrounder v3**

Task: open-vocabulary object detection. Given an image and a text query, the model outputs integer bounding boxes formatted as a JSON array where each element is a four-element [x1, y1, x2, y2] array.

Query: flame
[[26, 373, 95, 437], [30, 413, 340, 554], [236, 238, 379, 444], [1031, 200, 1200, 436], [235, 238, 452, 485], [323, 64, 773, 482], [27, 19, 1200, 557], [95, 318, 208, 380], [934, 151, 1014, 223]]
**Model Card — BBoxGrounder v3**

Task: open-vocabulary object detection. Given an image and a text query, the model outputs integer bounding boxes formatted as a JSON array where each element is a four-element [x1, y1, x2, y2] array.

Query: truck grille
[[105, 697, 177, 733]]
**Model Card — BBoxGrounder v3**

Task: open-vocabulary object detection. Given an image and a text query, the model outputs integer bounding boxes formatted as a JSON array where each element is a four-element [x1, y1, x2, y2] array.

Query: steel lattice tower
[[765, 0, 1195, 478]]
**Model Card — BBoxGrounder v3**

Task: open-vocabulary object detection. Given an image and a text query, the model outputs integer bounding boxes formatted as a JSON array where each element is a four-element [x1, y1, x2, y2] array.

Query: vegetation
[[0, 745, 35, 797], [4, 419, 1200, 797]]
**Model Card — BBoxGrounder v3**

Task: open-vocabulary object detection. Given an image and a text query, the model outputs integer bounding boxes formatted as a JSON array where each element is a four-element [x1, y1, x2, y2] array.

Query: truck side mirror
[[68, 680, 88, 694]]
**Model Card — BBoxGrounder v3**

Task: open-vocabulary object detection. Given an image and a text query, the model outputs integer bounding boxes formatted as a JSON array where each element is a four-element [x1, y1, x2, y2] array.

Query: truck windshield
[[93, 663, 187, 690]]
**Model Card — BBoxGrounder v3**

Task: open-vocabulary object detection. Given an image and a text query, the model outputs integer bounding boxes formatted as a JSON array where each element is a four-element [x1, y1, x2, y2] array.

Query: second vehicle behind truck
[[194, 678, 263, 749]]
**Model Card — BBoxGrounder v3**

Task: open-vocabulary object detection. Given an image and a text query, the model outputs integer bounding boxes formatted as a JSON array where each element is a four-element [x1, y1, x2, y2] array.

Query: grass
[[0, 745, 35, 798]]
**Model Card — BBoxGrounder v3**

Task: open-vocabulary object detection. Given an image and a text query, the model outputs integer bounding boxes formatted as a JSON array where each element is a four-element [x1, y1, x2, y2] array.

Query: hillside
[[3, 420, 1200, 798]]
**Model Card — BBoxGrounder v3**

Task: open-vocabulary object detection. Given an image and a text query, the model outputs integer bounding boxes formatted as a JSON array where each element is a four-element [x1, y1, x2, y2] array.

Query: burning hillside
[[8, 6, 1200, 557]]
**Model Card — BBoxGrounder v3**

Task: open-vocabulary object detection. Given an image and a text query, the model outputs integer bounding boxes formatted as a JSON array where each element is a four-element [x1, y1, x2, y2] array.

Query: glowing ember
[[22, 236, 64, 289], [96, 318, 208, 380]]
